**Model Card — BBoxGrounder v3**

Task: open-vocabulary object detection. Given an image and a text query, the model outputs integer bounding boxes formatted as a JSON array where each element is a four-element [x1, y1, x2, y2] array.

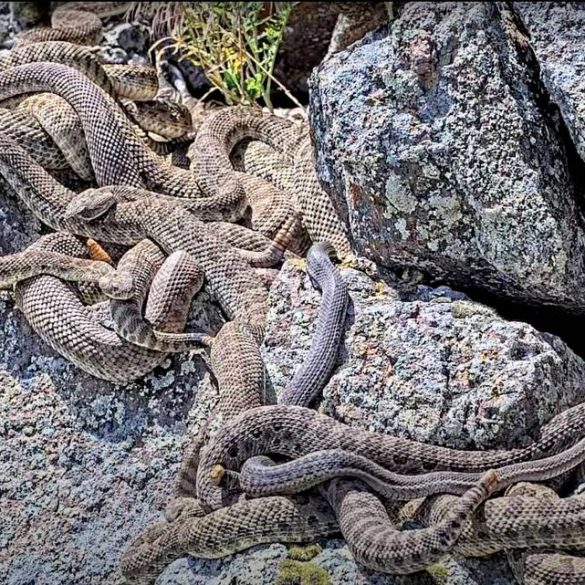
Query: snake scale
[[14, 233, 203, 382], [1, 6, 584, 584], [121, 244, 585, 584]]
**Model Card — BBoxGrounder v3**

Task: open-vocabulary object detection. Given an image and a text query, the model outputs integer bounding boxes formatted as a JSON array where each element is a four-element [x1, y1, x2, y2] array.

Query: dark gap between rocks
[[506, 1, 585, 216], [431, 276, 585, 361]]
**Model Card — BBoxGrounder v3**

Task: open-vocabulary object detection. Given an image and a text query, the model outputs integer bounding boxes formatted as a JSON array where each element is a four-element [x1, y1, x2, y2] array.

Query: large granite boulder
[[513, 3, 585, 162], [309, 2, 585, 314], [261, 257, 585, 583], [263, 260, 585, 450]]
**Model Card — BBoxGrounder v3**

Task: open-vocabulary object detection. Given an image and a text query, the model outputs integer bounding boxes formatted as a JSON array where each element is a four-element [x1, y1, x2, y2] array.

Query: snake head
[[99, 269, 135, 300], [130, 100, 193, 139], [65, 189, 119, 221], [306, 241, 337, 290]]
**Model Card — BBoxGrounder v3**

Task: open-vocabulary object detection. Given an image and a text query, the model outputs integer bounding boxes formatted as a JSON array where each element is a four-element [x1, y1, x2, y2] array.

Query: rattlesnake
[[3, 95, 584, 583], [0, 136, 269, 334], [121, 245, 585, 583], [13, 233, 203, 383], [120, 243, 349, 582], [279, 241, 349, 406], [0, 61, 346, 255], [0, 59, 348, 252], [0, 62, 215, 201], [0, 41, 193, 146], [403, 482, 585, 584], [2, 35, 579, 584], [0, 240, 123, 293], [15, 2, 132, 47], [190, 106, 353, 257]]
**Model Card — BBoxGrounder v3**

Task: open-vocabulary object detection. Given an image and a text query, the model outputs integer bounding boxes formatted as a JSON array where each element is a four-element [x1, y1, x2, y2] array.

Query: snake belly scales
[[0, 6, 583, 585]]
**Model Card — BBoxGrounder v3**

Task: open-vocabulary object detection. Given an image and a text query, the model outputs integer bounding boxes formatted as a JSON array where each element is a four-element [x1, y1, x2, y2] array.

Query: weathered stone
[[276, 2, 387, 99], [0, 185, 224, 583], [9, 1, 46, 30], [310, 2, 585, 314], [105, 22, 150, 54], [513, 3, 585, 162], [263, 260, 585, 451], [260, 257, 575, 582]]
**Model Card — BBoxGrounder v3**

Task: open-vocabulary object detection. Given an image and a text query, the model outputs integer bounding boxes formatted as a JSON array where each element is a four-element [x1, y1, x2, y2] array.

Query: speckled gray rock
[[513, 3, 585, 162], [8, 1, 45, 31], [309, 1, 585, 314], [261, 258, 551, 581], [0, 183, 227, 583], [104, 22, 150, 54], [99, 17, 151, 65], [263, 259, 585, 450]]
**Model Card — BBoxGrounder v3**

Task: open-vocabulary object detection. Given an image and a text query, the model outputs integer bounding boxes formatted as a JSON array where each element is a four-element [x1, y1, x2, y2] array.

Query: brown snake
[[15, 2, 132, 47], [0, 30, 580, 583]]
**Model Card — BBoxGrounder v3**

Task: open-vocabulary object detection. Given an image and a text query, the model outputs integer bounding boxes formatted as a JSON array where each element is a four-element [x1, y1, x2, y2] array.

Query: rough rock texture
[[4, 1, 44, 42], [512, 3, 585, 163], [275, 2, 342, 98], [3, 2, 584, 584], [309, 1, 585, 314], [264, 259, 585, 450], [276, 2, 388, 99], [99, 16, 151, 65], [0, 177, 296, 585], [261, 258, 572, 581]]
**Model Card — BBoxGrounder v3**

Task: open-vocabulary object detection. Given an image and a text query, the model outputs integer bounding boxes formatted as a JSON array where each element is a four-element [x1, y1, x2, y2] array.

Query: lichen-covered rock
[[309, 1, 585, 314], [8, 1, 45, 31], [0, 186, 223, 583], [261, 258, 561, 581], [276, 2, 387, 99], [512, 3, 585, 162], [263, 259, 585, 450]]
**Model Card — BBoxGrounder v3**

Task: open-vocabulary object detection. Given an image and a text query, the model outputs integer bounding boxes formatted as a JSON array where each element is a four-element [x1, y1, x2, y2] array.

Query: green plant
[[142, 2, 301, 110]]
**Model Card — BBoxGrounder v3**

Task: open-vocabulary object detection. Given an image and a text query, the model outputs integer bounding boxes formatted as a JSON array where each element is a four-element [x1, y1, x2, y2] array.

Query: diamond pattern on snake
[[0, 12, 584, 585]]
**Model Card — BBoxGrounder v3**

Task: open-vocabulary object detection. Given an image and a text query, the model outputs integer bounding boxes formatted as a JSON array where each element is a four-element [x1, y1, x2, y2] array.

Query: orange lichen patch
[[86, 239, 113, 264]]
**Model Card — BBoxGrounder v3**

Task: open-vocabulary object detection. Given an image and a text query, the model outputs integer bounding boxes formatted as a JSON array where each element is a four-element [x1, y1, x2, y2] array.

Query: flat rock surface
[[309, 1, 585, 314]]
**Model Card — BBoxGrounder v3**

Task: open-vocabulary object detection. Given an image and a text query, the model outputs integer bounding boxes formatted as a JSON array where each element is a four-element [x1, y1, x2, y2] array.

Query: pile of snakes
[[2, 4, 585, 585]]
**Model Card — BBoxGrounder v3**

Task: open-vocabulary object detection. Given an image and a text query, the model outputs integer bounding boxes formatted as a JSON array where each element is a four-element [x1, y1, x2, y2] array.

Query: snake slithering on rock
[[0, 23, 580, 583], [123, 245, 585, 584], [2, 94, 584, 583], [12, 233, 205, 383], [116, 244, 577, 584]]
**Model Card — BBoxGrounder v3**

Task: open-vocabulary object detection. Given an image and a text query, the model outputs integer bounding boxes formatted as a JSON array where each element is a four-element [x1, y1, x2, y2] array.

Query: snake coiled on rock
[[1, 24, 582, 584]]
